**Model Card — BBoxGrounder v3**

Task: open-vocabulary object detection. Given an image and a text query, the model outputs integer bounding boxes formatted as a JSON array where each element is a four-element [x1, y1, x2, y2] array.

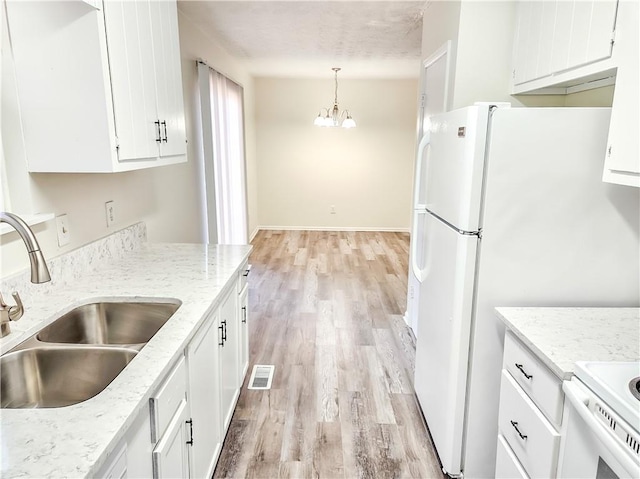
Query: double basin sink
[[1, 300, 180, 409]]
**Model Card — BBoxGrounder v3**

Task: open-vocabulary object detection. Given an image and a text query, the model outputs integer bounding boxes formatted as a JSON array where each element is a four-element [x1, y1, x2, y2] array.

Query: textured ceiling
[[177, 1, 426, 78]]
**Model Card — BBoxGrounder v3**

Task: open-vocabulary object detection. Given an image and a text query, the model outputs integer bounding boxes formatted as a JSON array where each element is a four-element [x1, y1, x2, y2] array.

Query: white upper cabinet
[[149, 0, 186, 158], [512, 0, 639, 188], [602, 0, 639, 187], [103, 1, 159, 162], [6, 0, 186, 173], [512, 0, 618, 88]]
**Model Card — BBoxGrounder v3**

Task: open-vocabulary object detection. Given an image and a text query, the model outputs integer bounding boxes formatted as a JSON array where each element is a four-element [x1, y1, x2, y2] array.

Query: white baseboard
[[249, 227, 260, 242], [255, 225, 410, 233]]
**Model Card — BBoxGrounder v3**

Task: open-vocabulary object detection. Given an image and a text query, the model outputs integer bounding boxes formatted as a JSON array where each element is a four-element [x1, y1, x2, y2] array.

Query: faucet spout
[[1, 212, 51, 283]]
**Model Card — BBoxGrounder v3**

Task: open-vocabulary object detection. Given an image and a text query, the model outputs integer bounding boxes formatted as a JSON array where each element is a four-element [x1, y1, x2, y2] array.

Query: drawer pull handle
[[243, 269, 250, 277], [510, 420, 528, 440], [242, 306, 247, 323], [515, 363, 533, 380]]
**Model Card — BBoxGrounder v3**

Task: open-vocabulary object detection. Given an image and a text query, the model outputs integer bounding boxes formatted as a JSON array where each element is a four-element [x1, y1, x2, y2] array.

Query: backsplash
[[0, 222, 147, 304]]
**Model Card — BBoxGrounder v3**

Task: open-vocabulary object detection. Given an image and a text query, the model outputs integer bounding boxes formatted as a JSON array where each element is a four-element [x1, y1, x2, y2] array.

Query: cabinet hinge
[[419, 93, 425, 109], [610, 28, 616, 46], [115, 136, 120, 151]]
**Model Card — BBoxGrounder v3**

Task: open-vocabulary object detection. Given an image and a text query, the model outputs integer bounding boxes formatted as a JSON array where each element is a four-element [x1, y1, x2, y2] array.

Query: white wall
[[255, 77, 418, 231], [1, 7, 257, 279]]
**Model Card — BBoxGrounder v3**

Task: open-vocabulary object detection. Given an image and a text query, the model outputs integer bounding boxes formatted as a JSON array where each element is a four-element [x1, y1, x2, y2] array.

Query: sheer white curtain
[[198, 62, 247, 244]]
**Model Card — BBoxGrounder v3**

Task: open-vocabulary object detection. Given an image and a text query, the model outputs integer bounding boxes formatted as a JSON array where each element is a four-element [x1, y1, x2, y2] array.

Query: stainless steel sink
[[36, 301, 180, 346], [1, 347, 137, 408], [1, 299, 181, 408]]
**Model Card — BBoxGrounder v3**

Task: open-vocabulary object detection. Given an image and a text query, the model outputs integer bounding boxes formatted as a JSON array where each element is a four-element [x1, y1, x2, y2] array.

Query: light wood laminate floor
[[214, 230, 443, 478]]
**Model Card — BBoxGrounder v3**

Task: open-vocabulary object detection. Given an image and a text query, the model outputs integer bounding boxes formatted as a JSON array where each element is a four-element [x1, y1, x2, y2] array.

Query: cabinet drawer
[[150, 355, 187, 443], [238, 261, 251, 293], [503, 331, 563, 427], [498, 370, 560, 479], [496, 434, 529, 479]]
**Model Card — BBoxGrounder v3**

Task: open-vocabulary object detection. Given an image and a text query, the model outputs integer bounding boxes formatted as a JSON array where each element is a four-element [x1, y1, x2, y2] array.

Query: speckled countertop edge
[[0, 242, 251, 479], [495, 307, 640, 380]]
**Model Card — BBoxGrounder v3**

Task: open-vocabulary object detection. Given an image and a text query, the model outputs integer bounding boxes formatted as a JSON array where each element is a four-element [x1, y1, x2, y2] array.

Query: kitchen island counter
[[496, 307, 640, 380], [0, 240, 251, 478]]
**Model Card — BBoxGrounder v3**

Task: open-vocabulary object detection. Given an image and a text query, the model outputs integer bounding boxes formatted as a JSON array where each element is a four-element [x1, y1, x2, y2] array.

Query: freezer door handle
[[411, 132, 432, 284]]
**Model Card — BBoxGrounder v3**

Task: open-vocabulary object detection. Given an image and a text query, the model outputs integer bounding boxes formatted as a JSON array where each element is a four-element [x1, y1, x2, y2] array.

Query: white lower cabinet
[[496, 331, 563, 478], [219, 286, 240, 431], [152, 399, 190, 479], [187, 309, 222, 479], [96, 269, 249, 477], [125, 407, 153, 478], [237, 261, 251, 381], [149, 356, 189, 479], [239, 283, 249, 380]]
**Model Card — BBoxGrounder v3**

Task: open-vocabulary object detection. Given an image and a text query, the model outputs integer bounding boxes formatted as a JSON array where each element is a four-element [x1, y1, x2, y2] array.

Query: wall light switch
[[56, 214, 70, 247], [105, 201, 116, 227]]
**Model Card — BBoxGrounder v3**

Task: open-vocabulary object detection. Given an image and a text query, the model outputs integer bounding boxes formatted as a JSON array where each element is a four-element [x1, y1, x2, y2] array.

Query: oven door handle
[[563, 380, 639, 475]]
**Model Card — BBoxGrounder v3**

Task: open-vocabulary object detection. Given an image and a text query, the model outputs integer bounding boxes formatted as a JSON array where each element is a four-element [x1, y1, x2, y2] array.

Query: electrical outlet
[[56, 214, 70, 247], [105, 201, 116, 227], [330, 205, 336, 214]]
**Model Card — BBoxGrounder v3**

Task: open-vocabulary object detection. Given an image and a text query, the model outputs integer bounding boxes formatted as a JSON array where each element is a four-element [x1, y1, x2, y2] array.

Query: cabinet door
[[603, 0, 640, 186], [102, 0, 159, 161], [219, 287, 239, 431], [239, 284, 249, 380], [149, 0, 186, 158], [125, 407, 154, 479], [152, 399, 190, 479], [566, 0, 617, 70], [187, 312, 222, 479], [514, 0, 617, 85]]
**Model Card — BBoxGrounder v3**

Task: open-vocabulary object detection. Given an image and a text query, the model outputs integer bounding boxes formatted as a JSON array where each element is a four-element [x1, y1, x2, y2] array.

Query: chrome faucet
[[0, 212, 51, 337]]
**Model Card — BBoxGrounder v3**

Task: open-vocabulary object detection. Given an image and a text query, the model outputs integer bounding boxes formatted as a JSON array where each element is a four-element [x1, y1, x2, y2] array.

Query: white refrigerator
[[411, 104, 640, 478]]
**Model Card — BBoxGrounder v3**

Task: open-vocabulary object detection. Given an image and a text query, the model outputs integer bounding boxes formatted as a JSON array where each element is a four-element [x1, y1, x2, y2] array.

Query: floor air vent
[[248, 365, 275, 390]]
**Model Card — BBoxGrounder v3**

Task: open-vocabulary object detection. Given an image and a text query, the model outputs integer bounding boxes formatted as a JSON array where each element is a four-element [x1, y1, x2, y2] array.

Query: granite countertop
[[0, 242, 251, 479], [496, 307, 640, 380]]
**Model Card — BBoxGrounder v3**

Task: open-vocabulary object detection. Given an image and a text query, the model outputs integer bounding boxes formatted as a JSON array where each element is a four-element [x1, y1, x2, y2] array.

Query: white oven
[[558, 362, 640, 479]]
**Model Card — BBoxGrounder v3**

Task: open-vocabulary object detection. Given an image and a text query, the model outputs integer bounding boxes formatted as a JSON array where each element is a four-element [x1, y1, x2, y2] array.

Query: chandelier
[[314, 67, 356, 128]]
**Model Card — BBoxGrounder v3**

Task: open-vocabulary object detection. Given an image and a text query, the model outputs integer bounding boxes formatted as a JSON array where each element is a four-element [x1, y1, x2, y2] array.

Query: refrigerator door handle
[[412, 132, 432, 208], [411, 208, 430, 283]]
